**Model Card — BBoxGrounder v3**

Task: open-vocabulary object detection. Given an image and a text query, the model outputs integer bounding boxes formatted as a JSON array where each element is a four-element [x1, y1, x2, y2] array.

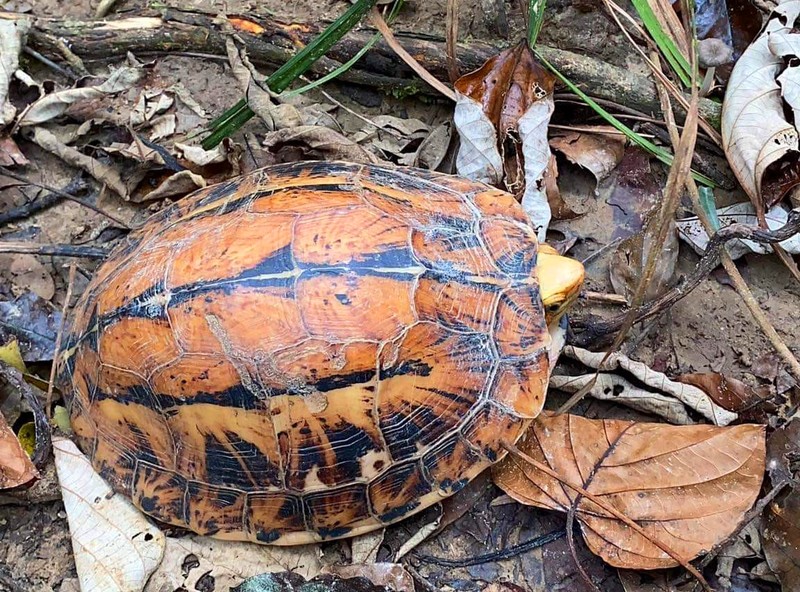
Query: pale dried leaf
[[677, 202, 800, 259], [19, 65, 142, 126], [453, 92, 503, 184], [413, 121, 454, 170], [149, 113, 176, 141], [262, 126, 381, 164], [722, 1, 800, 211], [549, 128, 626, 184], [350, 530, 384, 564], [0, 18, 29, 125], [175, 142, 229, 166], [53, 437, 165, 592], [144, 535, 322, 591], [493, 414, 766, 569], [31, 126, 129, 198], [519, 98, 555, 239], [549, 372, 694, 424], [4, 253, 55, 300], [0, 411, 37, 489], [561, 346, 738, 425]]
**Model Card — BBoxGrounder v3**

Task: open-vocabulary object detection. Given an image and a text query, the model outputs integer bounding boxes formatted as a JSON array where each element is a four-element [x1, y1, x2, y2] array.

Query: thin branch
[[0, 177, 88, 226], [0, 241, 108, 258], [0, 167, 130, 229], [445, 0, 460, 83], [368, 8, 456, 101]]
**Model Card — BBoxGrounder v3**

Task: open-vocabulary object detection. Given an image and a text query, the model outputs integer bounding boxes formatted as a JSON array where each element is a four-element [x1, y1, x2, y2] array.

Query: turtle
[[58, 161, 584, 545]]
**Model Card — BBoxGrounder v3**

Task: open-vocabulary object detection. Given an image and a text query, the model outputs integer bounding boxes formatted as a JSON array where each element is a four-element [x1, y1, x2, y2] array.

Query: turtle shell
[[59, 161, 552, 545]]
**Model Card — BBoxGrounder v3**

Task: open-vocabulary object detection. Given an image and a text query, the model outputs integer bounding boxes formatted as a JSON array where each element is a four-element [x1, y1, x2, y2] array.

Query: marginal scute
[[59, 161, 556, 545]]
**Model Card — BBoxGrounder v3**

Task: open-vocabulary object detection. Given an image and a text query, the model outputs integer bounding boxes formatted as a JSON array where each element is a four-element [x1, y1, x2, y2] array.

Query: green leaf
[[528, 0, 547, 47], [630, 0, 692, 87]]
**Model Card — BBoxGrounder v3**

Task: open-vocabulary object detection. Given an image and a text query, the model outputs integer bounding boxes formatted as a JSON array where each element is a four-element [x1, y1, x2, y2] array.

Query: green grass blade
[[527, 0, 547, 47], [629, 0, 691, 87], [535, 49, 715, 187], [202, 0, 379, 148]]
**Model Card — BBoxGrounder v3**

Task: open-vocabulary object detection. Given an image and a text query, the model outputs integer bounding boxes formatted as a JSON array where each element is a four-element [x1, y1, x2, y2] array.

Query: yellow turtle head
[[536, 244, 585, 325]]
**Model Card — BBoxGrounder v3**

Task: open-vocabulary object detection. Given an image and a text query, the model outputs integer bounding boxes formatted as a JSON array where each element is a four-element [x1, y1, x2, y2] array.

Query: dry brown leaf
[[322, 564, 414, 592], [493, 414, 765, 570], [676, 372, 769, 419], [453, 40, 555, 239], [549, 127, 625, 186], [262, 126, 381, 164], [0, 411, 37, 489], [0, 253, 55, 300]]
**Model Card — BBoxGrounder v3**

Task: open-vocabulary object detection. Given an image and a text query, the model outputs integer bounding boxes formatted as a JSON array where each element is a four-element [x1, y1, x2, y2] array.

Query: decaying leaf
[[552, 346, 738, 425], [0, 253, 55, 300], [413, 120, 455, 171], [762, 488, 800, 590], [233, 572, 402, 592], [0, 338, 25, 372], [677, 201, 800, 259], [262, 126, 381, 164], [53, 437, 165, 592], [676, 372, 769, 419], [0, 17, 30, 125], [549, 127, 626, 187], [453, 40, 556, 239], [722, 0, 800, 215], [608, 148, 662, 239], [19, 65, 143, 126], [322, 564, 414, 592], [493, 414, 766, 569], [0, 291, 62, 362], [766, 417, 800, 487], [0, 410, 38, 489], [609, 215, 679, 304], [0, 135, 28, 166], [145, 535, 322, 591]]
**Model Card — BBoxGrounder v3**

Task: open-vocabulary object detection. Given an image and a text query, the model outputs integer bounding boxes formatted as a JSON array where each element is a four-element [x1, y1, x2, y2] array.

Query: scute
[[59, 161, 552, 545]]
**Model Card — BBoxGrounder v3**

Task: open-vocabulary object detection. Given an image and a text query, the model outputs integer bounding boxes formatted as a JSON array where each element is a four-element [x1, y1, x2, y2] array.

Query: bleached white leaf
[[557, 346, 738, 425], [519, 97, 555, 241], [453, 91, 503, 185], [778, 65, 800, 124], [676, 202, 800, 259], [0, 18, 30, 125], [53, 437, 165, 592], [722, 1, 800, 205], [175, 141, 228, 166], [19, 65, 142, 126], [144, 535, 322, 592]]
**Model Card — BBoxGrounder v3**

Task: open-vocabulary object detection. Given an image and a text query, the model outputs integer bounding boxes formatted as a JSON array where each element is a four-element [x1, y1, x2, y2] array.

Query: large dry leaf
[[262, 126, 380, 164], [675, 372, 769, 417], [145, 535, 322, 591], [722, 1, 800, 214], [549, 127, 626, 186], [0, 410, 37, 488], [677, 201, 800, 259], [493, 414, 766, 569], [453, 40, 555, 239], [53, 437, 165, 592]]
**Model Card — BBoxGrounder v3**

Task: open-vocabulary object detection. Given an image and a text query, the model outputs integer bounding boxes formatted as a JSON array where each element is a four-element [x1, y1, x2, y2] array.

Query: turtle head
[[536, 244, 584, 325]]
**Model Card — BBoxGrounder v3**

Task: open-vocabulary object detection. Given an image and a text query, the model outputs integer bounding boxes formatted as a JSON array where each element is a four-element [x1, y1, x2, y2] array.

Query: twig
[[0, 167, 130, 229], [413, 529, 565, 567], [46, 265, 76, 421], [94, 0, 120, 18], [445, 0, 460, 83], [0, 177, 88, 226], [368, 8, 456, 101], [22, 46, 79, 81], [582, 291, 627, 305], [501, 441, 714, 592], [51, 36, 90, 76], [0, 241, 108, 258]]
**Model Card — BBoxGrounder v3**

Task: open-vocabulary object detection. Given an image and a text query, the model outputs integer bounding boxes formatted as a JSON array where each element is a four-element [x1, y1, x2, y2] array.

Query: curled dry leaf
[[53, 437, 165, 592], [453, 40, 556, 239], [722, 1, 800, 215], [677, 201, 800, 259], [493, 413, 766, 570], [557, 346, 738, 425], [549, 126, 626, 187], [0, 410, 38, 489]]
